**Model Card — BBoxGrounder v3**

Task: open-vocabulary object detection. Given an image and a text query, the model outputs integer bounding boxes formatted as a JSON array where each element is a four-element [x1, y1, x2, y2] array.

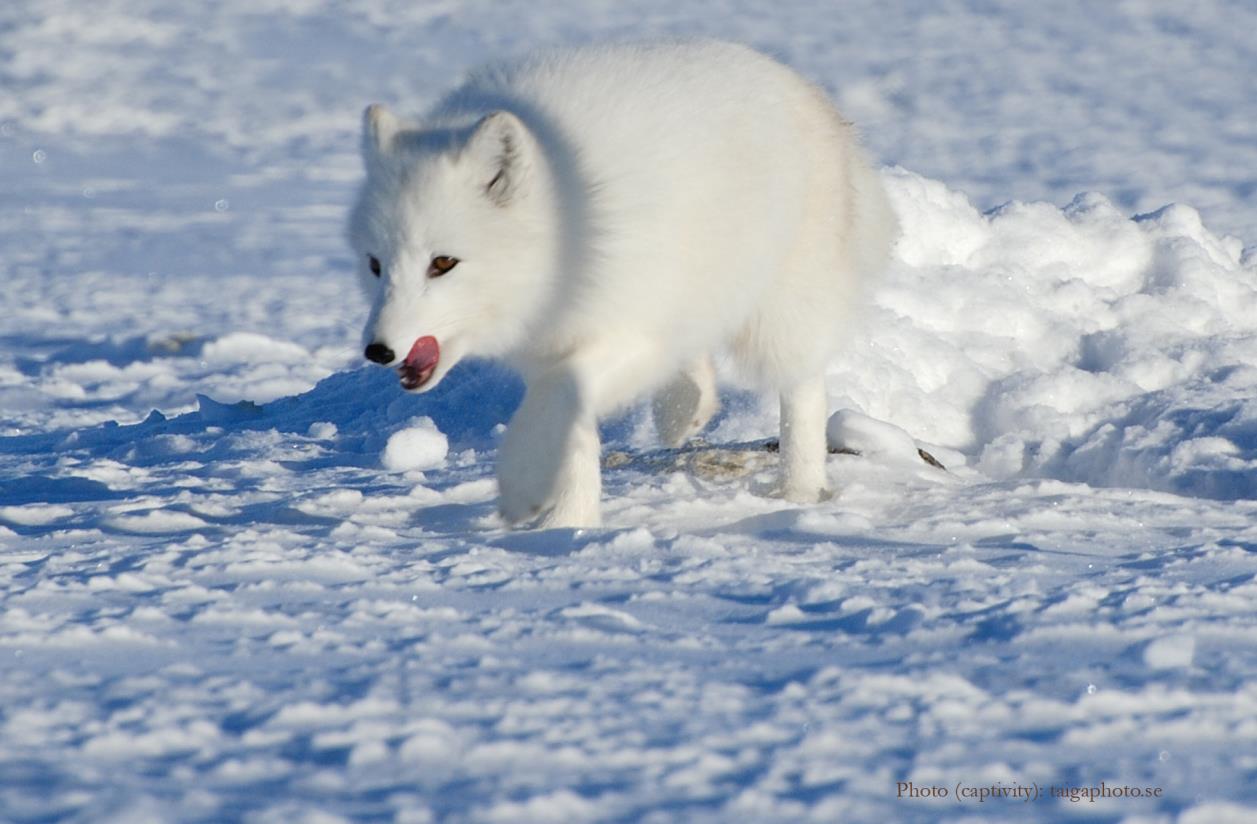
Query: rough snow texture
[[829, 171, 1257, 501], [3, 2, 1257, 822]]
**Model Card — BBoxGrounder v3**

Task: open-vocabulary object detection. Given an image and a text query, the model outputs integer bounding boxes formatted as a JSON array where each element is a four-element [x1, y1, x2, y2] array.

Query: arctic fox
[[348, 40, 898, 528]]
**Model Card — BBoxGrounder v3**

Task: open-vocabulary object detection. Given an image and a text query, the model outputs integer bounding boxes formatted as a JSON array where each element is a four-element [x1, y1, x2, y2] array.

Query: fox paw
[[497, 478, 550, 526]]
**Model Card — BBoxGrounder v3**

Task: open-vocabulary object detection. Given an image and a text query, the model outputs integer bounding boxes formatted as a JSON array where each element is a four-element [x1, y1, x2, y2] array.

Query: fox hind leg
[[778, 376, 828, 502]]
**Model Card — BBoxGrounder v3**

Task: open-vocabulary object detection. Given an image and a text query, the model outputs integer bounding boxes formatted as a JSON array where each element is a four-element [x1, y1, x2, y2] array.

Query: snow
[[836, 171, 1257, 500], [3, 1, 1257, 822], [826, 409, 924, 465]]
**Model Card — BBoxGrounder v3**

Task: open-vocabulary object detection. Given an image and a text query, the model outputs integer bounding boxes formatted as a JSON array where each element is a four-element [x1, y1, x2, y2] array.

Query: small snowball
[[382, 417, 448, 471]]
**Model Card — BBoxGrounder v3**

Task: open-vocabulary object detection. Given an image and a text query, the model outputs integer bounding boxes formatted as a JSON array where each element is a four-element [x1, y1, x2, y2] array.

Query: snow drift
[[827, 169, 1257, 500]]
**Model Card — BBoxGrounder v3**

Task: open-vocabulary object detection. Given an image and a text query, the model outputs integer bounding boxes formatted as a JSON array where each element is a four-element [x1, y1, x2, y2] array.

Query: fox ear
[[362, 103, 402, 164], [464, 111, 529, 205]]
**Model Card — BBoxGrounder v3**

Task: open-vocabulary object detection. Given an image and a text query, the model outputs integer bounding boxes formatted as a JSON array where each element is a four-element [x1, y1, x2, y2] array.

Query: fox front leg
[[497, 368, 602, 528]]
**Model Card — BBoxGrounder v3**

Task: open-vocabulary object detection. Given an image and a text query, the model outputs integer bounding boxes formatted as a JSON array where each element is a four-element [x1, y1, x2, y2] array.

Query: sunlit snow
[[2, 1, 1256, 822]]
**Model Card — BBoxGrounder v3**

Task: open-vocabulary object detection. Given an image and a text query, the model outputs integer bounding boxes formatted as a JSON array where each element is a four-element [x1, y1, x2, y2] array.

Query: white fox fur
[[347, 40, 898, 528]]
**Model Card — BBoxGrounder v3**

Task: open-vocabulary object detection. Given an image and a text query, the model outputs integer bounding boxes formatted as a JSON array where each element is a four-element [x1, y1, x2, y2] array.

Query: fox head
[[347, 104, 557, 391]]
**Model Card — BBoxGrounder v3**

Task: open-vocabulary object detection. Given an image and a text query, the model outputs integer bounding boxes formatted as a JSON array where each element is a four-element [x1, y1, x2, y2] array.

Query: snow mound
[[825, 409, 921, 464], [825, 169, 1257, 500]]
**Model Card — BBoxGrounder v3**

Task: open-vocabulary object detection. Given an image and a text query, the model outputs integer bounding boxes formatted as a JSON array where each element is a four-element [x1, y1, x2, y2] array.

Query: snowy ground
[[3, 1, 1257, 822]]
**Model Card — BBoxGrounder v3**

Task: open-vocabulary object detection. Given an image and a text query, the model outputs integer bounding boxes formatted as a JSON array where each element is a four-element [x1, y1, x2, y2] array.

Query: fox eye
[[429, 255, 459, 277], [368, 255, 381, 277]]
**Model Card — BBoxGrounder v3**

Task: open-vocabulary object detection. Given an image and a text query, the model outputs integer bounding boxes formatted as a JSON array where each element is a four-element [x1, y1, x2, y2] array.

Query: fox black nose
[[364, 342, 395, 364]]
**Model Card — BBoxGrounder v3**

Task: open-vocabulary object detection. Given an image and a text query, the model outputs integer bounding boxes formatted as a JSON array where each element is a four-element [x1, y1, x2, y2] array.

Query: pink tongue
[[404, 336, 440, 372]]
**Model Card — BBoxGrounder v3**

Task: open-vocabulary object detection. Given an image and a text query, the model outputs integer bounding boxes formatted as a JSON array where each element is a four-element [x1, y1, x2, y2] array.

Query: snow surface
[[3, 1, 1257, 822]]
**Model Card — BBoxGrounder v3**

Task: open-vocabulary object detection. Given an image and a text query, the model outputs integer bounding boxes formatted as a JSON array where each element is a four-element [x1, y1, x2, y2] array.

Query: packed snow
[[2, 1, 1256, 822]]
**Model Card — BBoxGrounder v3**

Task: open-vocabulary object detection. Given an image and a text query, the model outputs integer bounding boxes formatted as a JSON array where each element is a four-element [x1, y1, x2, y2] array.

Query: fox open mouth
[[398, 335, 440, 390]]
